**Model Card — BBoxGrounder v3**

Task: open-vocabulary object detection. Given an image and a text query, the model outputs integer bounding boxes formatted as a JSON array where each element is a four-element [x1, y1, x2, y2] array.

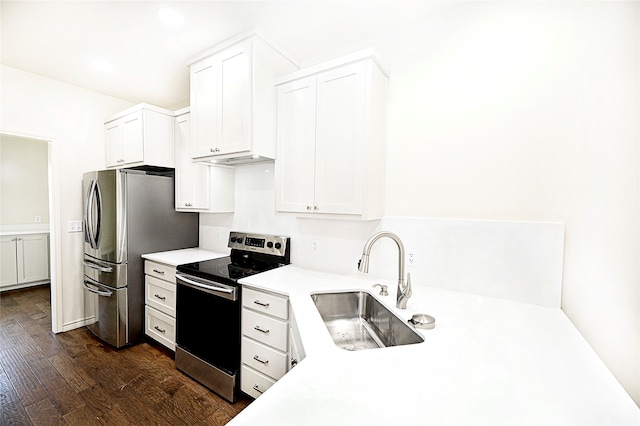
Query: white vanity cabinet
[[275, 49, 388, 219], [188, 31, 298, 163], [1, 233, 50, 290], [241, 286, 292, 398], [105, 103, 174, 169], [174, 108, 235, 212], [144, 260, 178, 350]]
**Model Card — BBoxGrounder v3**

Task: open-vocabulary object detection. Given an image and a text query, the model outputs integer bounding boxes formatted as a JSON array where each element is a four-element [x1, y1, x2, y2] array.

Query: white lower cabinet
[[145, 305, 176, 350], [144, 260, 177, 350], [1, 233, 50, 290], [241, 286, 295, 398]]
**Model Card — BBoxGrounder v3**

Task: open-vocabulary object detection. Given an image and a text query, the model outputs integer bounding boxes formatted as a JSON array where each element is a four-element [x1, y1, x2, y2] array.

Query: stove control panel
[[228, 232, 289, 258]]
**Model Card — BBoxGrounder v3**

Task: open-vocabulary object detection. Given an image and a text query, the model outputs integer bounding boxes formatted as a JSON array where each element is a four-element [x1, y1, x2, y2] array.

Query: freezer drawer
[[84, 276, 128, 348], [84, 255, 127, 289]]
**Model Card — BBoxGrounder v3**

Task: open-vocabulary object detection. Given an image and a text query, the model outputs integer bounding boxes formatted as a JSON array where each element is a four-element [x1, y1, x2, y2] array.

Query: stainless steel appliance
[[175, 232, 290, 402], [83, 167, 198, 348]]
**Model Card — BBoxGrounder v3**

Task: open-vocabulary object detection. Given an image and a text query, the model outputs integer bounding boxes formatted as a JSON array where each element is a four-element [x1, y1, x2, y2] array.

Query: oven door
[[175, 273, 241, 401]]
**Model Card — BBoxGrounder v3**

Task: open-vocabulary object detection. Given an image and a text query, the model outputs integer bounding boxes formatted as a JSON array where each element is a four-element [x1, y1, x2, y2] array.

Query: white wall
[[0, 64, 134, 331], [201, 2, 640, 406], [0, 134, 49, 226]]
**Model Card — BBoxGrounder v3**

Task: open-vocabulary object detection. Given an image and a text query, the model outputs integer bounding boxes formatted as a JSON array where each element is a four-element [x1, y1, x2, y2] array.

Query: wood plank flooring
[[0, 285, 251, 425]]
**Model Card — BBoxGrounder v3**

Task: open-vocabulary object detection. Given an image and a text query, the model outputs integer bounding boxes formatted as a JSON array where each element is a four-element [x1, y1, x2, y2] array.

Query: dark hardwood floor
[[0, 285, 251, 425]]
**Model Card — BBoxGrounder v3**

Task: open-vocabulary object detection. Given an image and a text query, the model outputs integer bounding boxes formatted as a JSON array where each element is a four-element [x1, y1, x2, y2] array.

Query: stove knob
[[237, 238, 243, 244], [267, 241, 274, 249], [274, 242, 282, 250], [230, 237, 237, 243]]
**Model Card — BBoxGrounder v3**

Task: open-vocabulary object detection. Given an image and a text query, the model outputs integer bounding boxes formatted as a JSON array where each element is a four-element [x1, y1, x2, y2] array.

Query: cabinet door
[[121, 110, 144, 165], [275, 76, 317, 213], [190, 55, 218, 158], [16, 234, 49, 284], [0, 237, 18, 287], [175, 113, 210, 210], [314, 62, 367, 215], [105, 121, 122, 167], [217, 40, 252, 155]]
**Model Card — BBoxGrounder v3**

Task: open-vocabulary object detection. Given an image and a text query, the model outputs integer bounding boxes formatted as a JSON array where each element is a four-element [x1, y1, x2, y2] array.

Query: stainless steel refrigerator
[[82, 167, 198, 348]]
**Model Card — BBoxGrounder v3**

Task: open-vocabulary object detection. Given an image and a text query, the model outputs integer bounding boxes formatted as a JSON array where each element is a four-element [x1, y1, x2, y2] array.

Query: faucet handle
[[372, 283, 388, 296], [405, 272, 413, 298]]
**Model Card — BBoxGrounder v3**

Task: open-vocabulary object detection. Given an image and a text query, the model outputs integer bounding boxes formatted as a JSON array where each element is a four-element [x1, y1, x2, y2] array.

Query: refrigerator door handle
[[85, 179, 98, 249], [83, 280, 113, 297], [84, 179, 95, 249], [93, 180, 102, 248], [85, 179, 103, 250]]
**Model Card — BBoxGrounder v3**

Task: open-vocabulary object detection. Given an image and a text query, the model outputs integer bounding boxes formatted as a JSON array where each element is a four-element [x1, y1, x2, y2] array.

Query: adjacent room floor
[[0, 285, 250, 425]]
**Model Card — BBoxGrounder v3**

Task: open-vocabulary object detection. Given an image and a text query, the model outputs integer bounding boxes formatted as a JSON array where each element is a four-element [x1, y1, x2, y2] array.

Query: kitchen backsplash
[[200, 162, 564, 308]]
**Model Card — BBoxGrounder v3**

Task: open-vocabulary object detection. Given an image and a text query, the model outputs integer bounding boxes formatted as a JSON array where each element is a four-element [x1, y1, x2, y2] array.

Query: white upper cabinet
[[188, 31, 298, 164], [104, 103, 174, 169], [275, 49, 389, 219], [174, 108, 235, 213], [274, 76, 317, 213]]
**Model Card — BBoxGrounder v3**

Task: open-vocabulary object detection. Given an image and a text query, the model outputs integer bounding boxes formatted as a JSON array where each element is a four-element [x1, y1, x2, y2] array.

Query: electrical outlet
[[35, 215, 41, 223], [407, 250, 417, 267], [67, 221, 83, 233], [312, 240, 320, 253]]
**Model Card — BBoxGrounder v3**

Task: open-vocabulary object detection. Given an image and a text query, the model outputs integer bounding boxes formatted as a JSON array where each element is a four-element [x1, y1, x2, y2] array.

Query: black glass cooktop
[[177, 253, 287, 286]]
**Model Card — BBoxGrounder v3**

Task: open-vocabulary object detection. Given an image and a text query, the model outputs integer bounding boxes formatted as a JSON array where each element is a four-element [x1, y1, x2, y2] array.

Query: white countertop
[[0, 230, 50, 236], [232, 265, 640, 425], [141, 247, 228, 266]]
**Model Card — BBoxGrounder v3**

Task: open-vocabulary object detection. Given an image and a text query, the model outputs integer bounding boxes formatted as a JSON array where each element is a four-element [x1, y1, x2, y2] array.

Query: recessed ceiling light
[[158, 8, 184, 28], [91, 58, 113, 73]]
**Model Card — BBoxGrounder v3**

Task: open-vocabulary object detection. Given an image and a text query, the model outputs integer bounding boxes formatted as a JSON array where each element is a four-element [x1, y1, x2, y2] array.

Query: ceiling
[[1, 1, 452, 109]]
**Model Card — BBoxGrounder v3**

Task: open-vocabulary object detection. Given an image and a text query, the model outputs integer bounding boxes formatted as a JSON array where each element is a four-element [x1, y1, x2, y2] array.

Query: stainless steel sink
[[311, 291, 424, 351]]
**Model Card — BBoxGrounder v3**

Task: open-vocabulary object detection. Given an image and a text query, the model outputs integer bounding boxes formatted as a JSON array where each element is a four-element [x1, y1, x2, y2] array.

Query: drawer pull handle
[[253, 355, 269, 365], [253, 384, 264, 394], [253, 300, 269, 308], [154, 325, 166, 334], [153, 269, 165, 275], [254, 325, 270, 334], [154, 294, 166, 301]]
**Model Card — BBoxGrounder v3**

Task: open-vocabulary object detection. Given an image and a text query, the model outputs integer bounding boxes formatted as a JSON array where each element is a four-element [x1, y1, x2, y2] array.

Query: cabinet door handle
[[254, 325, 270, 334], [253, 300, 269, 308], [154, 325, 166, 334], [253, 384, 264, 394], [153, 269, 165, 275], [154, 294, 166, 301], [253, 355, 269, 365]]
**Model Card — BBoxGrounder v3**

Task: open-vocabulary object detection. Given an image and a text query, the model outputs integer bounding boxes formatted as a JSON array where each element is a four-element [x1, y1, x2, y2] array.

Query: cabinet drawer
[[241, 365, 276, 399], [242, 309, 288, 351], [243, 287, 288, 320], [241, 337, 287, 380], [145, 275, 176, 317], [144, 261, 176, 283], [145, 305, 175, 350]]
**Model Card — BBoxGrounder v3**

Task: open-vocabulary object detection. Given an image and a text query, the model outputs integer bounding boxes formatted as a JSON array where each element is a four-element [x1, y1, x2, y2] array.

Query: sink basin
[[311, 291, 424, 351]]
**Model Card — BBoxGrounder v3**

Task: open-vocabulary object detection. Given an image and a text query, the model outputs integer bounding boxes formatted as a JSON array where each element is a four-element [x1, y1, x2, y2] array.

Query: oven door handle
[[176, 274, 237, 301]]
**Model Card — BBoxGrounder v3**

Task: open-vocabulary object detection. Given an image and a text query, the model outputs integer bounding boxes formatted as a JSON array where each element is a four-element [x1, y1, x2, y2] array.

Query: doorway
[[0, 132, 59, 332]]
